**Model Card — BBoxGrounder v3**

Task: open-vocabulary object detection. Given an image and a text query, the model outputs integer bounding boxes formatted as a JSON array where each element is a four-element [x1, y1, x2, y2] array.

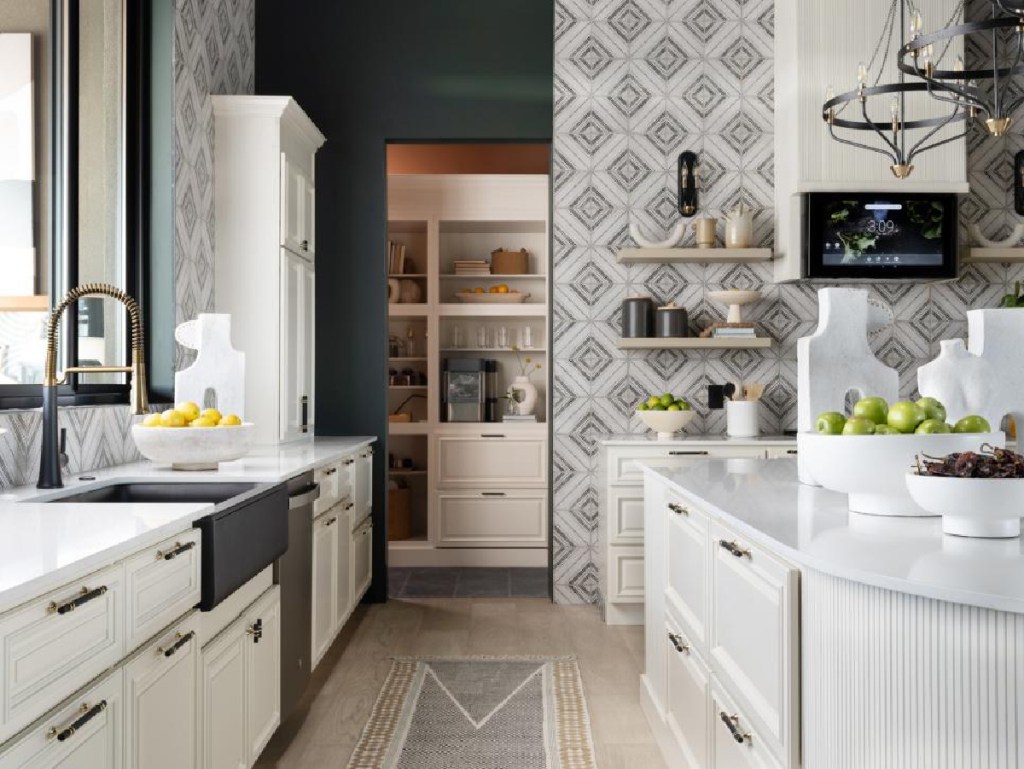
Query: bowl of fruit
[[800, 396, 1004, 516], [636, 393, 695, 439], [455, 285, 530, 303], [132, 401, 254, 470], [906, 445, 1024, 538]]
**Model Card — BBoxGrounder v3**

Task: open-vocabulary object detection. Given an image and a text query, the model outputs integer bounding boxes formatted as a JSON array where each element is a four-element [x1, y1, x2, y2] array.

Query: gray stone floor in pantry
[[388, 567, 550, 599]]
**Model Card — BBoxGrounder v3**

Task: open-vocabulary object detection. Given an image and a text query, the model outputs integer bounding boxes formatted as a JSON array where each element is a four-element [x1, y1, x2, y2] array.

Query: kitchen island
[[641, 458, 1023, 769]]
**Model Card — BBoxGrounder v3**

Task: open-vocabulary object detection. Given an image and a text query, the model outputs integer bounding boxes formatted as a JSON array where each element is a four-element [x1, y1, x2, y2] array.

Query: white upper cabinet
[[212, 96, 325, 444]]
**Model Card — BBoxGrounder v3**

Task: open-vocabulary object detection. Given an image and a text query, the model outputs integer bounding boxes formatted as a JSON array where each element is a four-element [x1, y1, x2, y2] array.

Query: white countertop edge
[[640, 463, 1024, 615], [602, 434, 796, 446]]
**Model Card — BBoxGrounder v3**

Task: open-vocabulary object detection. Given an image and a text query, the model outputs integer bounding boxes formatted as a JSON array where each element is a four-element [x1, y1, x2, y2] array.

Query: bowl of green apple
[[636, 393, 695, 440], [801, 396, 1004, 516]]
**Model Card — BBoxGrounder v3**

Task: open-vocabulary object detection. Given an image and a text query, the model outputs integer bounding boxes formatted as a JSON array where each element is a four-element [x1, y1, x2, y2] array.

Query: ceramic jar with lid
[[655, 302, 688, 337], [621, 295, 655, 337]]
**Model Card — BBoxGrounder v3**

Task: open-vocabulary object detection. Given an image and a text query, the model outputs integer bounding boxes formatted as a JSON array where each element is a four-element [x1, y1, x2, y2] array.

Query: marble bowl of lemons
[[131, 402, 254, 470]]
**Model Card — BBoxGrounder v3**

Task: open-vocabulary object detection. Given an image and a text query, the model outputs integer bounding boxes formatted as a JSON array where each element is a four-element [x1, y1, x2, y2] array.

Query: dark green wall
[[255, 0, 554, 602]]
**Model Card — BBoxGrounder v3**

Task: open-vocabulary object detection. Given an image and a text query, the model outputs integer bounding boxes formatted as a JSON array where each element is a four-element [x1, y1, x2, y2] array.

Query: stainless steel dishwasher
[[275, 472, 319, 723]]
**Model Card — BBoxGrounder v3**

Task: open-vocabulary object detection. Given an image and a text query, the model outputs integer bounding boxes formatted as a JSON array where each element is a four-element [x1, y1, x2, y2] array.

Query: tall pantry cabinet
[[212, 96, 325, 444]]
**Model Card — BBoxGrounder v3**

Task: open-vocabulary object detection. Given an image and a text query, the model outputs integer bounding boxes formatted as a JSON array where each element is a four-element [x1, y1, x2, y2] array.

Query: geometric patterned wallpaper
[[551, 0, 1024, 603]]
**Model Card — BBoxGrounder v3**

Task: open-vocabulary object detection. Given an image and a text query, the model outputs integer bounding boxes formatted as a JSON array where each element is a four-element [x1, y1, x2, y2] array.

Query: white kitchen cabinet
[[124, 612, 199, 769], [665, 493, 710, 650], [213, 96, 325, 445], [351, 516, 373, 602], [711, 679, 782, 769], [437, 435, 546, 487], [280, 249, 315, 442], [245, 588, 281, 764], [606, 545, 645, 603], [335, 506, 354, 627], [0, 669, 124, 769], [665, 618, 710, 769], [311, 510, 339, 669], [353, 448, 373, 521], [436, 490, 546, 547], [124, 529, 201, 654]]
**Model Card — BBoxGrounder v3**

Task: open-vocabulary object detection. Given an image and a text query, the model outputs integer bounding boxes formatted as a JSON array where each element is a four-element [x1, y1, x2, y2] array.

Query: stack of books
[[453, 260, 490, 276], [502, 413, 537, 423], [387, 241, 407, 275], [699, 322, 757, 339]]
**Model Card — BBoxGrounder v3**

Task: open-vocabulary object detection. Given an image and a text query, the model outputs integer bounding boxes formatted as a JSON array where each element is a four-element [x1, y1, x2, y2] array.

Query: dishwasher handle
[[288, 483, 320, 510]]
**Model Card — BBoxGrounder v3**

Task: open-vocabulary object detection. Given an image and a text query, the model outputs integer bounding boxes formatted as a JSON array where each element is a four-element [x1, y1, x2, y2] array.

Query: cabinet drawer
[[711, 678, 783, 769], [437, 436, 546, 486], [710, 522, 799, 768], [765, 447, 798, 459], [351, 518, 372, 601], [0, 667, 124, 769], [124, 529, 201, 653], [606, 487, 644, 544], [665, 618, 710, 769], [608, 446, 766, 485], [665, 493, 710, 652], [0, 563, 124, 744], [607, 546, 644, 603], [436, 492, 547, 547], [314, 460, 351, 515]]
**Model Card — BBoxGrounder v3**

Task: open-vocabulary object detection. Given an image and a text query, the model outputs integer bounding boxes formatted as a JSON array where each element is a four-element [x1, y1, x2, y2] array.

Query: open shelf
[[440, 274, 543, 280], [389, 357, 427, 363], [440, 347, 546, 353], [389, 469, 427, 476], [389, 273, 427, 278], [440, 303, 547, 317], [617, 247, 773, 264], [388, 304, 429, 316], [388, 421, 431, 435], [617, 336, 772, 350], [388, 385, 428, 390], [964, 247, 1024, 263]]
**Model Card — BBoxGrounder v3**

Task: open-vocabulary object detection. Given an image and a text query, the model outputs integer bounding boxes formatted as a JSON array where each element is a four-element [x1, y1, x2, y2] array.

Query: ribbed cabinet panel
[[803, 570, 1024, 769]]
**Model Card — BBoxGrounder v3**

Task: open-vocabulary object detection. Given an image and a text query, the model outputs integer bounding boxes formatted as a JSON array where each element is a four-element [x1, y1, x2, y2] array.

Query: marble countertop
[[603, 433, 796, 446], [0, 436, 375, 614], [643, 458, 1024, 614]]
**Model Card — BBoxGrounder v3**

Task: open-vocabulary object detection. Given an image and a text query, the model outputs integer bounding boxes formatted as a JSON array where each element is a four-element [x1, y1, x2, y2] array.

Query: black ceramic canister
[[655, 302, 688, 337], [621, 296, 654, 337]]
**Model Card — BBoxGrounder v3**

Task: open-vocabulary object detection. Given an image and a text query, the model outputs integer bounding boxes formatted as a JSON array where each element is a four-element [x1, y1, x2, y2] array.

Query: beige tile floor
[[254, 598, 668, 769]]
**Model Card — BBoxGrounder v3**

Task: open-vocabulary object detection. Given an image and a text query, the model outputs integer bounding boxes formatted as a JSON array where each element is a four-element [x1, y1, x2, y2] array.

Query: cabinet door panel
[[311, 512, 338, 669], [711, 680, 782, 769], [245, 587, 281, 765], [436, 492, 547, 547], [202, 625, 246, 769], [125, 614, 198, 769], [665, 494, 710, 652], [351, 518, 372, 601], [609, 446, 766, 485], [607, 546, 644, 602], [280, 153, 311, 256], [437, 437, 546, 486], [335, 512, 353, 626], [665, 621, 710, 769], [124, 529, 201, 653], [280, 250, 314, 442], [353, 450, 373, 522], [607, 488, 645, 544]]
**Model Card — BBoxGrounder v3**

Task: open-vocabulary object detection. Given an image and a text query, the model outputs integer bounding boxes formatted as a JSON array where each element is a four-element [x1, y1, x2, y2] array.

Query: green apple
[[887, 400, 926, 433], [842, 416, 876, 436], [954, 415, 991, 434], [816, 411, 847, 435], [915, 397, 947, 423], [915, 418, 951, 434], [675, 399, 692, 411], [646, 395, 661, 408], [874, 424, 899, 435], [852, 396, 888, 425]]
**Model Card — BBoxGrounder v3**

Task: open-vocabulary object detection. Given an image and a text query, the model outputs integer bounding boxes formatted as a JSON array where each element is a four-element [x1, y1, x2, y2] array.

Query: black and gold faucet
[[37, 283, 148, 489]]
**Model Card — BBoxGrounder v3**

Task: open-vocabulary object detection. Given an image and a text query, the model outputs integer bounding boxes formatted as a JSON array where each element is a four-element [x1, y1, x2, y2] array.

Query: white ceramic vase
[[724, 203, 754, 248], [510, 376, 538, 416]]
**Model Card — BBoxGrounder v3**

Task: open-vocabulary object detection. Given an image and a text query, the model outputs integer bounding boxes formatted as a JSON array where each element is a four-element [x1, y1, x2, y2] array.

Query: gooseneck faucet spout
[[37, 283, 148, 489]]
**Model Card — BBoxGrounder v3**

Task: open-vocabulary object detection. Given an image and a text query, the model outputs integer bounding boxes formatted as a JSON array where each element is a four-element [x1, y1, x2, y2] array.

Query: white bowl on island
[[131, 423, 256, 470], [799, 431, 1005, 516], [636, 409, 695, 440], [906, 472, 1024, 538]]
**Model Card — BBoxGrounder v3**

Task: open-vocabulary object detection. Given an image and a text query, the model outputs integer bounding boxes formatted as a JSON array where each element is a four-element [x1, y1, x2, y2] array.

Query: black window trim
[[0, 0, 149, 411]]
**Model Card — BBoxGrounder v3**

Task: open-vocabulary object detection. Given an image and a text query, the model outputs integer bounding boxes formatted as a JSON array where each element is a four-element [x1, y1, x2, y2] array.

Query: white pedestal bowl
[[800, 431, 1005, 516], [906, 472, 1024, 538], [132, 423, 256, 470], [636, 410, 696, 440]]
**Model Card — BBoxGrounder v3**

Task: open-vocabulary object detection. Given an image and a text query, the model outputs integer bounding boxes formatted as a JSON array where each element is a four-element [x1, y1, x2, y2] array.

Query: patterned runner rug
[[346, 656, 598, 769]]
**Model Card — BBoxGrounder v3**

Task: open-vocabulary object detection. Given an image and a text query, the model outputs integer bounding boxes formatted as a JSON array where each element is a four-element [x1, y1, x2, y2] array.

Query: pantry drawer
[[665, 617, 711, 769], [710, 522, 799, 769], [608, 446, 766, 485], [314, 459, 352, 516], [0, 562, 125, 744], [124, 529, 201, 653], [436, 491, 547, 547], [607, 546, 644, 603], [437, 436, 546, 486], [665, 492, 710, 652], [712, 677, 783, 769], [606, 487, 645, 544]]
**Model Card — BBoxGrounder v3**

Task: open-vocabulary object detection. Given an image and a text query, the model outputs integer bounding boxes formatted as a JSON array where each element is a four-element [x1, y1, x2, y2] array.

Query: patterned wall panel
[[551, 0, 1022, 603]]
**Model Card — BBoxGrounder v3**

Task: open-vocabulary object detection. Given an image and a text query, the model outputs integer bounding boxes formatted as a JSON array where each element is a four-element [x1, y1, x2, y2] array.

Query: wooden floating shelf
[[440, 348, 547, 353], [964, 247, 1024, 263], [617, 337, 772, 350], [616, 247, 774, 264], [439, 274, 545, 280], [388, 304, 429, 316], [389, 357, 427, 362], [388, 385, 428, 390], [439, 303, 547, 317], [388, 422, 431, 435], [389, 469, 427, 476], [388, 273, 427, 278]]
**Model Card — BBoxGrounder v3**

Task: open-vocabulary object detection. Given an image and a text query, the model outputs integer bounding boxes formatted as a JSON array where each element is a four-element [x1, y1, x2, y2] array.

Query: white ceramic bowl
[[906, 472, 1024, 538], [799, 431, 1005, 517], [636, 409, 696, 440], [131, 423, 255, 470]]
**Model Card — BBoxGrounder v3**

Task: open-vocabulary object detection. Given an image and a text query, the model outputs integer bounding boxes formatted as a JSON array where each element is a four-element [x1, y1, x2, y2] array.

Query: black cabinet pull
[[667, 502, 688, 515], [324, 517, 338, 527], [719, 712, 751, 744], [301, 239, 309, 251], [482, 492, 506, 497], [158, 630, 195, 658], [157, 540, 196, 561], [50, 700, 107, 742], [343, 458, 355, 466], [668, 450, 709, 456], [719, 539, 752, 559], [786, 449, 798, 455], [247, 618, 263, 643], [667, 632, 689, 653], [480, 434, 505, 438], [49, 585, 107, 615], [301, 396, 309, 433]]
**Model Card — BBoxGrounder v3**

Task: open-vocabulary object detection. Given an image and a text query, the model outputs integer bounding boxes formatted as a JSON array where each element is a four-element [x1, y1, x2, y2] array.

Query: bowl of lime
[[636, 393, 695, 440]]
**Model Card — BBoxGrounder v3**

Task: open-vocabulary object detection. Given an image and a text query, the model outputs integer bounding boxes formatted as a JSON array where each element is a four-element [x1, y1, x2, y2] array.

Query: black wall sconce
[[677, 151, 699, 217], [1015, 150, 1024, 217]]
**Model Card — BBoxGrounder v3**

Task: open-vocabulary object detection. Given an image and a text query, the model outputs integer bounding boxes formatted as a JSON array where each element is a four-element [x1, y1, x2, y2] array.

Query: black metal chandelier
[[822, 0, 967, 179], [899, 2, 1024, 137]]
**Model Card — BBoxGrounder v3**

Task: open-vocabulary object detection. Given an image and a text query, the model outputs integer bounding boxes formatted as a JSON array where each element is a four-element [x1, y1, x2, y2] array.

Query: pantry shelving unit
[[616, 247, 774, 264], [386, 174, 550, 567]]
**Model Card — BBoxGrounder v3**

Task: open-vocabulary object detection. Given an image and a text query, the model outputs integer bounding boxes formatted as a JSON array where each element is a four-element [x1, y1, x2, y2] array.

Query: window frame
[[0, 0, 149, 411]]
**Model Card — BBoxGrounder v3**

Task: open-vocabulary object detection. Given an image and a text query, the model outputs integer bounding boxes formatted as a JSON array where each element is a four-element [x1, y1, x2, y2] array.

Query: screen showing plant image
[[817, 196, 947, 267]]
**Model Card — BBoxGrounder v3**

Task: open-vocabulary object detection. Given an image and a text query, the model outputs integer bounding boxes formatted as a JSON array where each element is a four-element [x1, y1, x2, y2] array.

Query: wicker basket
[[490, 248, 529, 275]]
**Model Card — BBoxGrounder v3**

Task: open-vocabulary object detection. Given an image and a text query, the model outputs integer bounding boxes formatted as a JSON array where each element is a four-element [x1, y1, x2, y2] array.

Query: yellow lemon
[[474, 287, 484, 294], [190, 417, 218, 428], [161, 409, 187, 428], [496, 284, 509, 294], [219, 414, 242, 426], [142, 413, 163, 428], [200, 408, 222, 423], [175, 401, 200, 422]]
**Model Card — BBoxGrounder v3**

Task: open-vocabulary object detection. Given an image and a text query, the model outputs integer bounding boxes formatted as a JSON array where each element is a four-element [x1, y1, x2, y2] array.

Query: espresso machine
[[443, 358, 499, 422]]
